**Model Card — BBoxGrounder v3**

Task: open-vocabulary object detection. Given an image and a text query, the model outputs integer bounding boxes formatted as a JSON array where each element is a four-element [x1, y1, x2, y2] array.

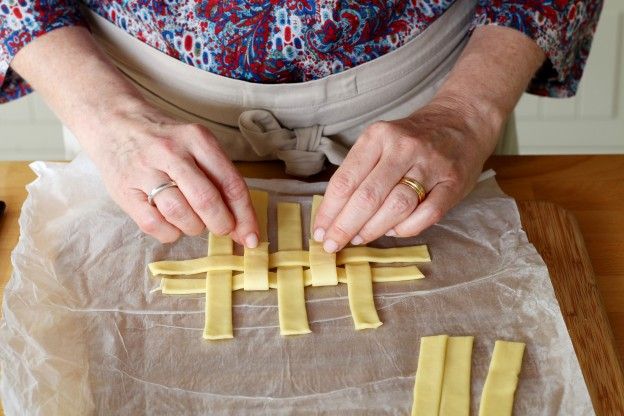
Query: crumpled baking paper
[[0, 155, 593, 415]]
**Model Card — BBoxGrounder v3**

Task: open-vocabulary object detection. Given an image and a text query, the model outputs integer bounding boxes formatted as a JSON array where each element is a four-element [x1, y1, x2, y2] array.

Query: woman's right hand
[[86, 99, 260, 246], [11, 27, 259, 246]]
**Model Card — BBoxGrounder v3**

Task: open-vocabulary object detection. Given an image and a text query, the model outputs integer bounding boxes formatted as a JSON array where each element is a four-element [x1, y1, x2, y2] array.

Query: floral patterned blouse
[[0, 0, 603, 103]]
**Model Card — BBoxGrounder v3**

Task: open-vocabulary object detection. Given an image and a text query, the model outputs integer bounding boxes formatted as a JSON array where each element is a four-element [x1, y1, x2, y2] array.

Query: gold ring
[[399, 177, 426, 203]]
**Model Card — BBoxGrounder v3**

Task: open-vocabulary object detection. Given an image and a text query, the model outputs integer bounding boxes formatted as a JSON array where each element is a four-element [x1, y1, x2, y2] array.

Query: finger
[[118, 188, 181, 243], [355, 180, 421, 244], [312, 136, 382, 242], [321, 155, 411, 252], [151, 185, 205, 236], [357, 169, 436, 243], [191, 134, 259, 248], [165, 157, 235, 236], [392, 181, 460, 237]]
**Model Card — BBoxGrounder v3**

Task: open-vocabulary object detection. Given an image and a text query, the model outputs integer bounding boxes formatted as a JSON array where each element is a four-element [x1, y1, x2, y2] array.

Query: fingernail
[[313, 228, 325, 242], [385, 229, 397, 237], [245, 233, 258, 248], [351, 235, 364, 245], [323, 239, 338, 253]]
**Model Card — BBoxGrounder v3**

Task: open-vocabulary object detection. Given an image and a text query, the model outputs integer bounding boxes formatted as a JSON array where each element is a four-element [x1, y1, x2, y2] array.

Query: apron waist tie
[[238, 109, 348, 177]]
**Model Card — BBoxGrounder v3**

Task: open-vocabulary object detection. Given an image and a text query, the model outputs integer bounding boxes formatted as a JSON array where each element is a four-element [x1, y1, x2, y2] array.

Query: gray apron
[[64, 0, 518, 172]]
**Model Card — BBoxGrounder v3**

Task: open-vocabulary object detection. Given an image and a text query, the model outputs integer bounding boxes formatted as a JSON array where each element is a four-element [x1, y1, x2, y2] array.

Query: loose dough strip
[[478, 340, 525, 416], [148, 255, 244, 275], [439, 336, 474, 416], [160, 265, 424, 294], [411, 334, 449, 416], [203, 233, 233, 340], [345, 262, 382, 330], [150, 246, 430, 276], [337, 245, 431, 265], [243, 190, 269, 290], [276, 202, 311, 335], [308, 195, 338, 286]]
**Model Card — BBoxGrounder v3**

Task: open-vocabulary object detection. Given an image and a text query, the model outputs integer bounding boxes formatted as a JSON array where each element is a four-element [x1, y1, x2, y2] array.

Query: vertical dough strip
[[439, 336, 474, 416], [243, 190, 269, 291], [203, 233, 234, 340], [276, 202, 311, 335], [345, 262, 382, 330], [308, 195, 338, 286], [411, 334, 449, 416], [478, 340, 525, 416]]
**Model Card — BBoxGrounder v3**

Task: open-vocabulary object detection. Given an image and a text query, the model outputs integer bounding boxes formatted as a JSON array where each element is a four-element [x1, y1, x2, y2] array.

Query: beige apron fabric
[[65, 0, 517, 171]]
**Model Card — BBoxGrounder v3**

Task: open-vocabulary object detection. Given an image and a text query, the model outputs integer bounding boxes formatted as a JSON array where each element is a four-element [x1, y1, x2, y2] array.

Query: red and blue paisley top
[[0, 0, 603, 103]]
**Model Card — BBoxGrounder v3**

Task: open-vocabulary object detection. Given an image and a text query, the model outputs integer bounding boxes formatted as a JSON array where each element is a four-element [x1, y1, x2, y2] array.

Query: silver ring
[[147, 181, 178, 206]]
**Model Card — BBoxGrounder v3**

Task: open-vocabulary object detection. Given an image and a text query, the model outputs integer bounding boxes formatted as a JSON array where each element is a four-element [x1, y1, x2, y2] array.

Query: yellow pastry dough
[[268, 250, 309, 268], [149, 191, 432, 340], [411, 334, 449, 416], [243, 243, 270, 290], [160, 265, 424, 294], [148, 255, 244, 275], [439, 336, 474, 416], [308, 195, 338, 286], [276, 202, 311, 335], [149, 246, 430, 276], [337, 245, 430, 265], [345, 262, 382, 330], [478, 340, 525, 416], [243, 190, 269, 290], [203, 233, 234, 340]]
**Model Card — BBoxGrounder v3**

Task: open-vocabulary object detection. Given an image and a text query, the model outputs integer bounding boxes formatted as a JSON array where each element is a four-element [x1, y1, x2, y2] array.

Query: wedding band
[[399, 177, 427, 203], [147, 181, 179, 206]]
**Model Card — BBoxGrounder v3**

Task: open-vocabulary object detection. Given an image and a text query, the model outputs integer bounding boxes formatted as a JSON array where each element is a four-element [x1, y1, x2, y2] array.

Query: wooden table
[[1, 155, 623, 413]]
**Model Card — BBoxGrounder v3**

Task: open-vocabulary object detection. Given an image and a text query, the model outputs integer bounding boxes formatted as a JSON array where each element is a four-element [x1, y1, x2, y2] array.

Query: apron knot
[[238, 109, 347, 177]]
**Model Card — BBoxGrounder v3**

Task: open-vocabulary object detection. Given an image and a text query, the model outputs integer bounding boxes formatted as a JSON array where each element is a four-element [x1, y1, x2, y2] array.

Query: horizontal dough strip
[[336, 245, 430, 265], [149, 245, 431, 276], [160, 265, 425, 294]]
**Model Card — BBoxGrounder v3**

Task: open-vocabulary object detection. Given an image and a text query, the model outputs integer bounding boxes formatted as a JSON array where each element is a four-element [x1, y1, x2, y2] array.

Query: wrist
[[425, 91, 507, 153]]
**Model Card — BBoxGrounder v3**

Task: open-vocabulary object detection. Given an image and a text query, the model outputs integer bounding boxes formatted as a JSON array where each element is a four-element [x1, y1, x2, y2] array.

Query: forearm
[[10, 26, 146, 152], [424, 25, 545, 151]]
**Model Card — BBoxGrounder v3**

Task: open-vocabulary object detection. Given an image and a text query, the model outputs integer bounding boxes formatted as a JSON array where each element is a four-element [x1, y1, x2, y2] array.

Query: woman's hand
[[312, 24, 546, 253], [88, 100, 259, 245], [10, 26, 259, 246], [312, 97, 500, 253]]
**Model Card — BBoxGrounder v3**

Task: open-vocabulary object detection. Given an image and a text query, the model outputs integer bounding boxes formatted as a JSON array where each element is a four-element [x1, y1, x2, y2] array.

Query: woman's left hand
[[312, 98, 501, 253]]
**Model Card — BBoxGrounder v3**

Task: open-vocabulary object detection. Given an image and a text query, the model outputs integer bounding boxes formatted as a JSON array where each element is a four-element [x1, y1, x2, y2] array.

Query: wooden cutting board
[[518, 201, 624, 415]]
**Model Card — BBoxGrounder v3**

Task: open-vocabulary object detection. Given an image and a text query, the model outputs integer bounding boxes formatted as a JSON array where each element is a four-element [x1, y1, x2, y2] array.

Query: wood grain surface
[[1, 155, 623, 414], [518, 201, 624, 415]]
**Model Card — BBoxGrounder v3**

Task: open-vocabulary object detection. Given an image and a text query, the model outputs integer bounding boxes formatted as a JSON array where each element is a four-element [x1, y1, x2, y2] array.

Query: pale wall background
[[0, 0, 622, 160]]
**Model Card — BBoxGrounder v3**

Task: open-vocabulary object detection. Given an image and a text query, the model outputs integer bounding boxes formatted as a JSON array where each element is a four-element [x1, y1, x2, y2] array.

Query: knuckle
[[358, 227, 377, 243], [428, 206, 445, 224], [159, 231, 180, 244], [367, 120, 392, 136], [445, 162, 464, 185], [221, 177, 248, 202], [391, 135, 416, 155], [137, 215, 162, 234], [184, 123, 208, 138], [186, 223, 206, 237], [313, 211, 332, 228], [394, 226, 415, 238], [193, 188, 221, 212], [388, 190, 416, 214], [210, 221, 233, 236], [330, 222, 353, 242], [329, 172, 358, 199], [355, 185, 382, 207], [159, 198, 187, 221]]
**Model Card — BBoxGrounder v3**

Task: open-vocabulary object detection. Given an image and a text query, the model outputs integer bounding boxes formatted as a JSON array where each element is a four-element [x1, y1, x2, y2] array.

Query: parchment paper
[[0, 155, 593, 415]]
